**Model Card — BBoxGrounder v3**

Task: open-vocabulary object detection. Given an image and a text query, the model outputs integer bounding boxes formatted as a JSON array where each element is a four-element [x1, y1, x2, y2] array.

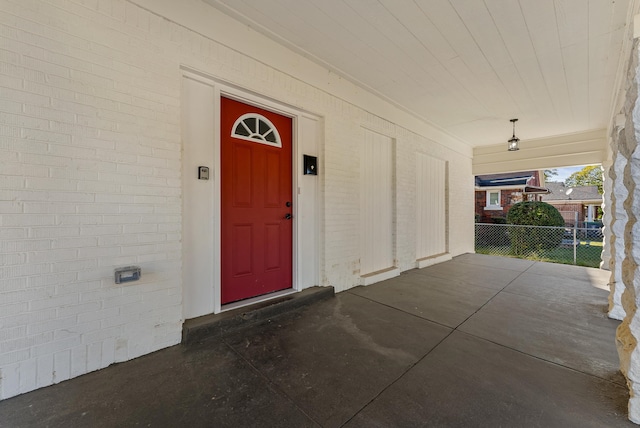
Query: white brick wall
[[0, 0, 474, 399], [0, 0, 184, 399]]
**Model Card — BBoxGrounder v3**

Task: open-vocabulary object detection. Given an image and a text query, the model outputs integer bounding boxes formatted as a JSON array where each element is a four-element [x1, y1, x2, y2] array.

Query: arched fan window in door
[[231, 113, 282, 148]]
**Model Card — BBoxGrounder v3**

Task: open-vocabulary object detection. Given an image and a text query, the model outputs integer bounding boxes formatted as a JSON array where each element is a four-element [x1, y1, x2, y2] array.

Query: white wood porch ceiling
[[204, 0, 634, 148]]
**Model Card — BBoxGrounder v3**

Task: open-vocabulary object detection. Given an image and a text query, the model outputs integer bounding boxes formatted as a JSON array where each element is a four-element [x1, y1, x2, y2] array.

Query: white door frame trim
[[181, 67, 318, 315]]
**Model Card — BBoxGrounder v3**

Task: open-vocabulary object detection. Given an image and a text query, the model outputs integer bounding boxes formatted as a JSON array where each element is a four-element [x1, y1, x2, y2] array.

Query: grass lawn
[[475, 244, 603, 268]]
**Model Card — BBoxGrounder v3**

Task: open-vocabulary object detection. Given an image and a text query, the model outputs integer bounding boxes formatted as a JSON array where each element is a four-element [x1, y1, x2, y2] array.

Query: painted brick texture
[[0, 0, 182, 399], [0, 0, 474, 399], [475, 189, 533, 223]]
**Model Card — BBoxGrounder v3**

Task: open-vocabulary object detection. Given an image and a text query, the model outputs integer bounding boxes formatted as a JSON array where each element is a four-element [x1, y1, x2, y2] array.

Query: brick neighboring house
[[541, 182, 603, 226], [475, 171, 549, 223]]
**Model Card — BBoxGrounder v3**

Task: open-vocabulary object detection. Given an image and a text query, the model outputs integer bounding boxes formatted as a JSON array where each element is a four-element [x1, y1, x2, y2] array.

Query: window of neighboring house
[[485, 190, 501, 210]]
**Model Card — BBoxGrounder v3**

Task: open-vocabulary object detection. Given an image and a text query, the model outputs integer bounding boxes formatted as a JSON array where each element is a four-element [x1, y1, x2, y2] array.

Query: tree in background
[[565, 165, 603, 194], [544, 169, 558, 181]]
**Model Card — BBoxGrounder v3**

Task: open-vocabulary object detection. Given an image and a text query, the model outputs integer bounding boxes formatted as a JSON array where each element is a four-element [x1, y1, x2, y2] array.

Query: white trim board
[[416, 253, 453, 269], [473, 129, 606, 175], [181, 70, 321, 317]]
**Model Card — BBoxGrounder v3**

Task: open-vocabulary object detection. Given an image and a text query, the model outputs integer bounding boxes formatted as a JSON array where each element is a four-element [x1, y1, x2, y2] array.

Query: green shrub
[[506, 202, 565, 256], [491, 216, 507, 224]]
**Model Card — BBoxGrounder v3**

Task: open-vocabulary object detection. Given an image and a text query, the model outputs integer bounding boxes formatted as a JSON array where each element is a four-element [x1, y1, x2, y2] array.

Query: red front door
[[220, 97, 293, 304]]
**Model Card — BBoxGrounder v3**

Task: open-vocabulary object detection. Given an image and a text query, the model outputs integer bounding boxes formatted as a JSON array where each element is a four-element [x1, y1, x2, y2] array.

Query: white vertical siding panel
[[298, 116, 320, 288], [360, 129, 394, 275], [415, 154, 423, 258], [416, 153, 446, 259], [182, 77, 215, 319], [416, 156, 423, 257]]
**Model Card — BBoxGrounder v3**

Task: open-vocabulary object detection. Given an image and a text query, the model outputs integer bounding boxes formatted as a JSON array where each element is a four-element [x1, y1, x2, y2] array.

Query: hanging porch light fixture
[[508, 118, 520, 151]]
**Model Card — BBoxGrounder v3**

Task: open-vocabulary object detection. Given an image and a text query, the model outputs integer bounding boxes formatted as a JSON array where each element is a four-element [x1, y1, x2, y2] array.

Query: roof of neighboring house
[[475, 171, 537, 187], [541, 182, 602, 202], [475, 171, 549, 194]]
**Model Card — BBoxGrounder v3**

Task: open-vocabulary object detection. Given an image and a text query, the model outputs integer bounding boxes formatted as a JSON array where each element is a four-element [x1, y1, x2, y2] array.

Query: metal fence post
[[573, 212, 578, 265]]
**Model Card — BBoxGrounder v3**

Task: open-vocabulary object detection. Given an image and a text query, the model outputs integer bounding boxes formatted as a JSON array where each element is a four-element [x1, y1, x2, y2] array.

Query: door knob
[[284, 213, 292, 220]]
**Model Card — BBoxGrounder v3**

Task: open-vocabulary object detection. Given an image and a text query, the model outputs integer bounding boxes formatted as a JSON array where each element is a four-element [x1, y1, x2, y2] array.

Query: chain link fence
[[475, 223, 603, 268]]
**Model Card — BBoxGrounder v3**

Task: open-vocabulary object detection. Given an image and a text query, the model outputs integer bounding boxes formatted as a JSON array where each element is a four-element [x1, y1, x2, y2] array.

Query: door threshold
[[221, 289, 297, 313], [182, 286, 335, 344]]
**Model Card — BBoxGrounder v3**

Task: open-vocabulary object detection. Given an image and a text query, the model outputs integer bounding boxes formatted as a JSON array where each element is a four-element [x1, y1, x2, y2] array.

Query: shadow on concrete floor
[[0, 253, 632, 427]]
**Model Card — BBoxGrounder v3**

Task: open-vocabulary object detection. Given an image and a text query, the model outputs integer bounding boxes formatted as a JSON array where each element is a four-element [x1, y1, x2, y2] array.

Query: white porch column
[[607, 136, 627, 320], [617, 36, 640, 424], [601, 160, 613, 272]]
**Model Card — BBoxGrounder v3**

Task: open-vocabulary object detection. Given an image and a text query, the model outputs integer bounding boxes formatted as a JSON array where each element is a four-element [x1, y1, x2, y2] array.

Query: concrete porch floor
[[0, 253, 632, 427]]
